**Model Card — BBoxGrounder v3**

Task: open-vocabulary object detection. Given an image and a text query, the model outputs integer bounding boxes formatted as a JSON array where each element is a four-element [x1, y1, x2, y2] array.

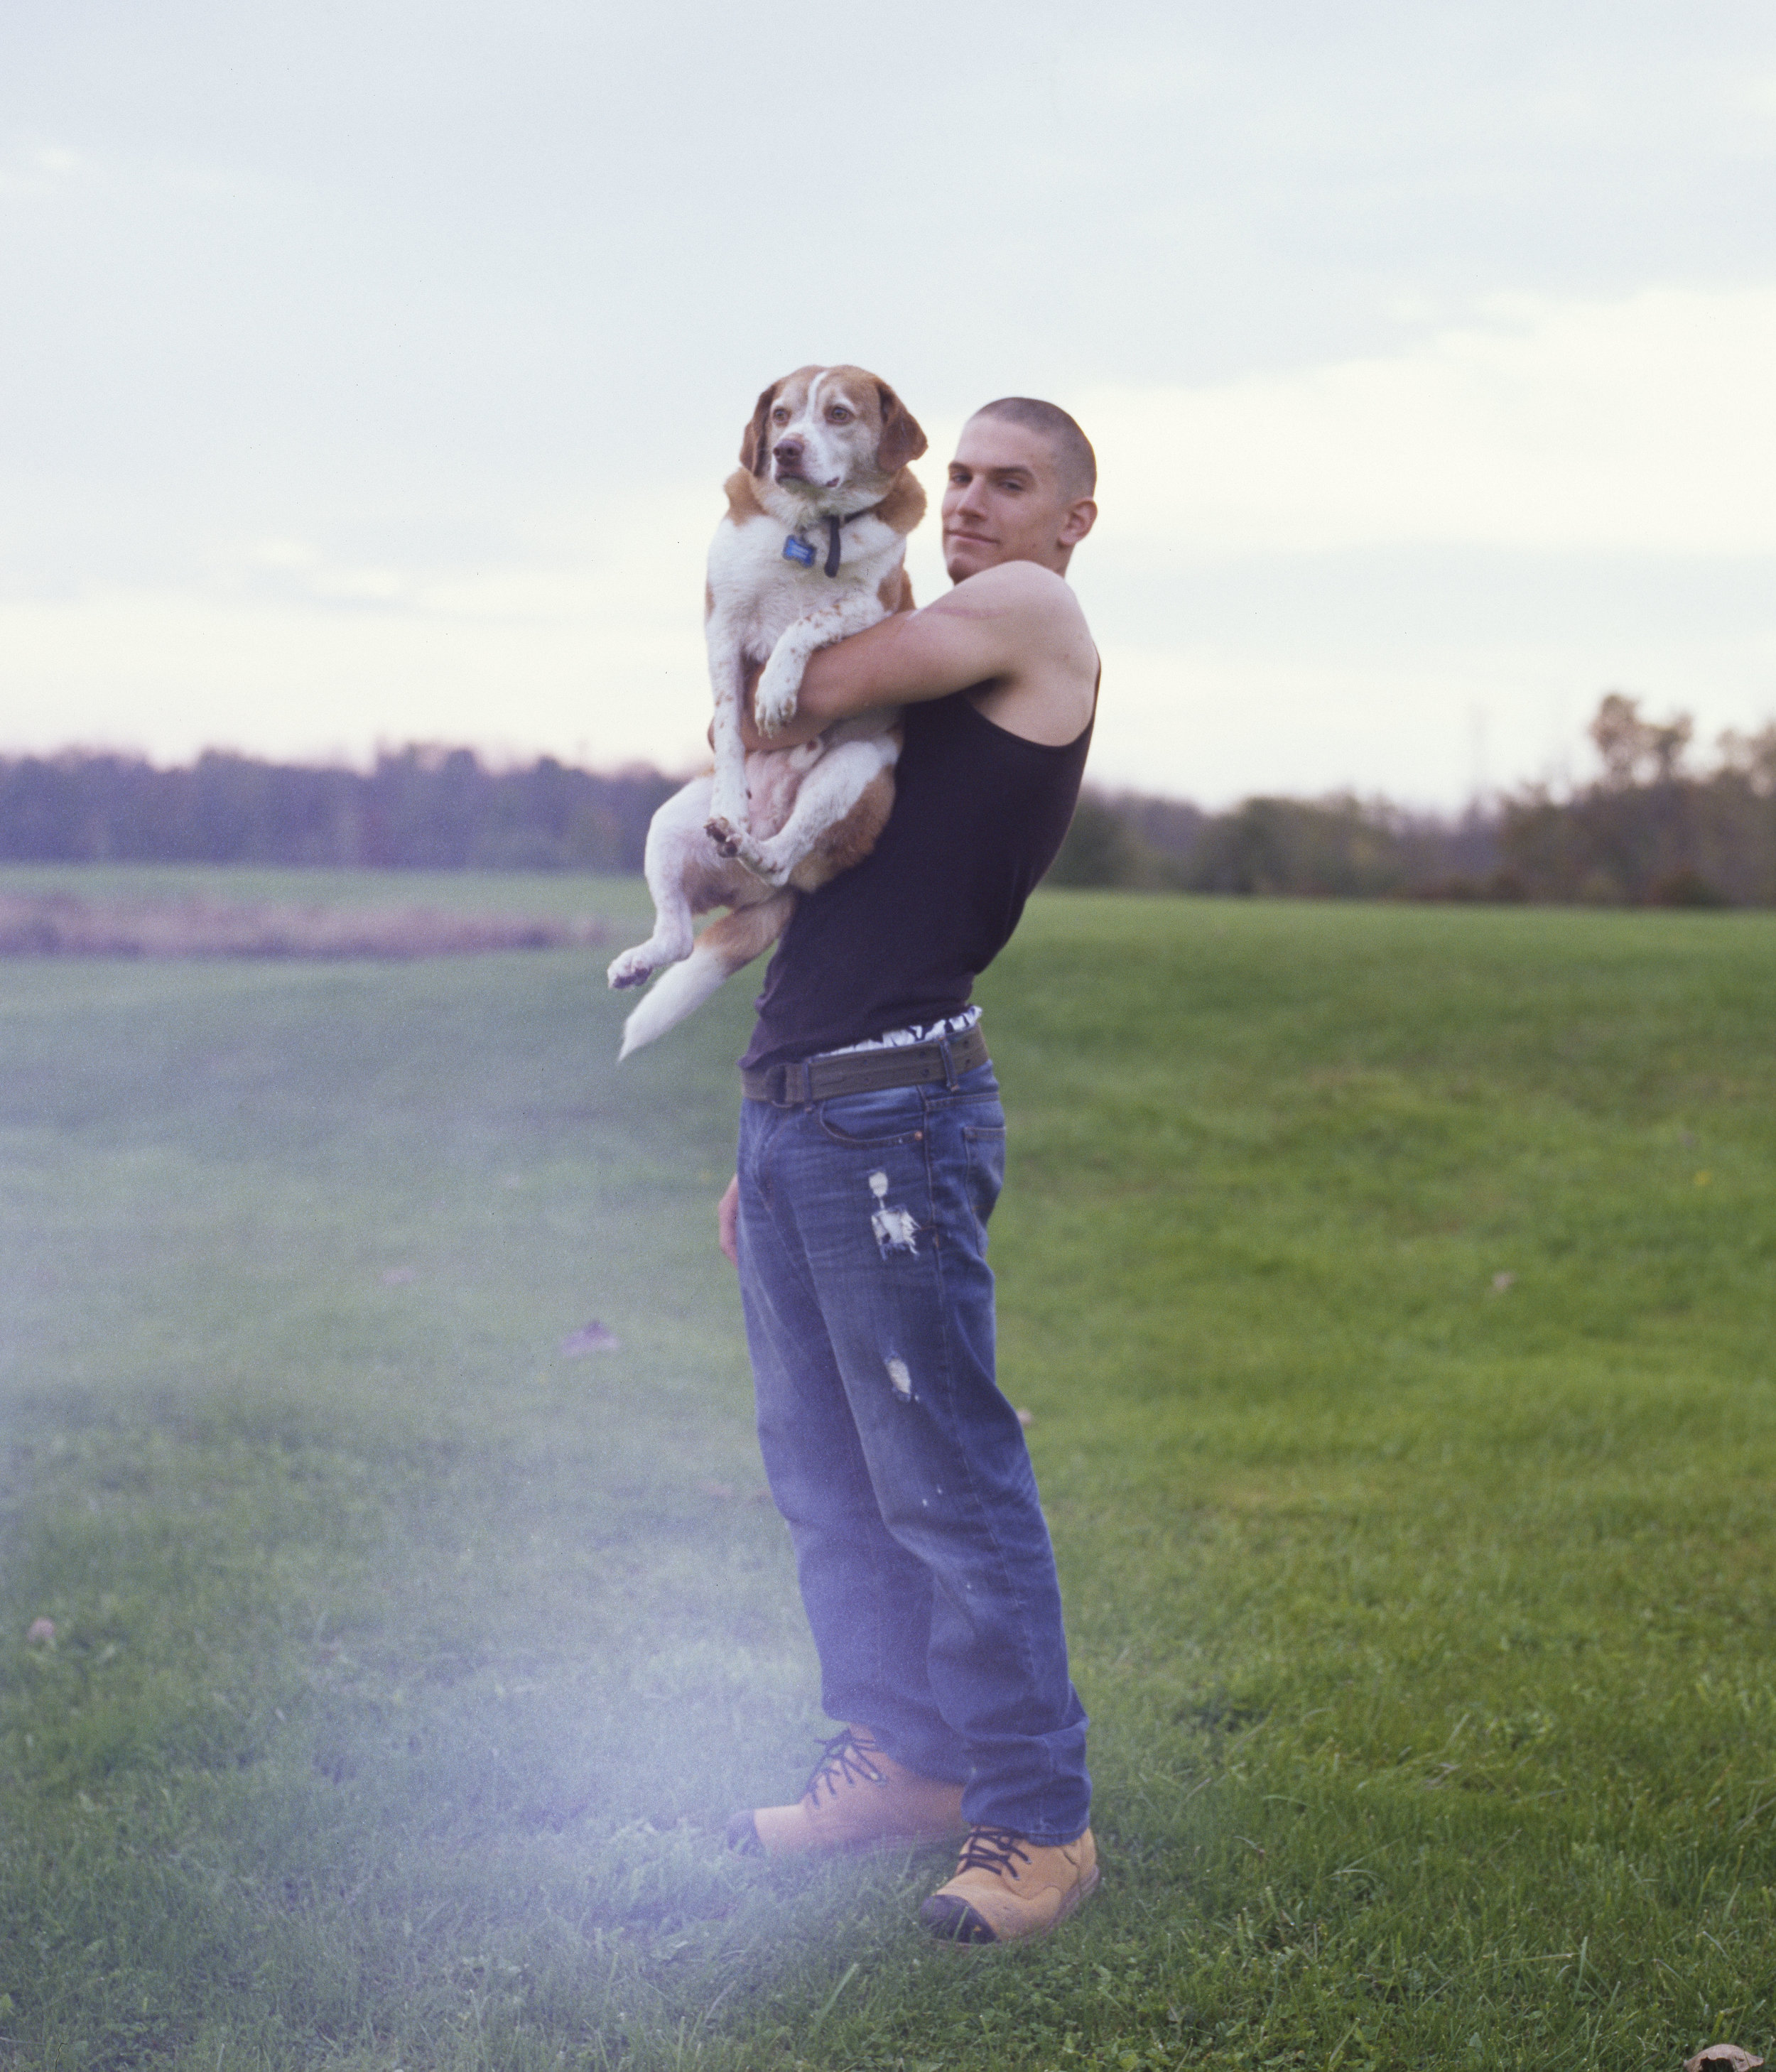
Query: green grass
[[4, 872, 1775, 2071]]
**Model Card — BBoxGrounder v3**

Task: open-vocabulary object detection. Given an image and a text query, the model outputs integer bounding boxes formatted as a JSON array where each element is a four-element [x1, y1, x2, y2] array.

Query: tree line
[[0, 747, 680, 873], [4, 696, 1772, 904], [1048, 695, 1776, 906]]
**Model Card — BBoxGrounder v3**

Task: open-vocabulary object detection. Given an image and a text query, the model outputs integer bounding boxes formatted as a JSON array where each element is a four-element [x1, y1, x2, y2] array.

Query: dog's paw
[[704, 815, 742, 858], [607, 946, 656, 991], [732, 832, 794, 889], [753, 672, 801, 739]]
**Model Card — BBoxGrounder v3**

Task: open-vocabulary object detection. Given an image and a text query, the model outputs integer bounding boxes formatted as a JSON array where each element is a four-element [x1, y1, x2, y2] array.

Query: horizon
[[9, 683, 1760, 825]]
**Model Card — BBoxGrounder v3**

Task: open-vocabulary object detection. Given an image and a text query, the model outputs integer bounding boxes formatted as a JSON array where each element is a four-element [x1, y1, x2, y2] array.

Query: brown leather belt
[[742, 1021, 989, 1106]]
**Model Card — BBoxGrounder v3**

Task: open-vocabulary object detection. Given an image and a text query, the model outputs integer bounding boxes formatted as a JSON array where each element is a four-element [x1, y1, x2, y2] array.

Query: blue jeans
[[735, 1060, 1090, 1843]]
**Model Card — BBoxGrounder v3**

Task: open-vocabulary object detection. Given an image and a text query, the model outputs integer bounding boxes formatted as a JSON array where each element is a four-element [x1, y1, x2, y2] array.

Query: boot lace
[[955, 1825, 1032, 1880], [801, 1729, 887, 1804]]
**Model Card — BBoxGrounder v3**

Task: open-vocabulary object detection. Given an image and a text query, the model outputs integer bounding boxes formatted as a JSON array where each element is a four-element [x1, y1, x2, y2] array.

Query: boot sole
[[921, 1863, 1100, 1946]]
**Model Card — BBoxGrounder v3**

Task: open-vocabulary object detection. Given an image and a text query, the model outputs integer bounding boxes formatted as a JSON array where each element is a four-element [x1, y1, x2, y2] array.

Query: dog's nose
[[773, 438, 803, 461]]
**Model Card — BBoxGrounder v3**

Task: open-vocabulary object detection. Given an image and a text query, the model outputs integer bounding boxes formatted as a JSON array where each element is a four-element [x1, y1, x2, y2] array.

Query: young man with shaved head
[[719, 398, 1102, 1945]]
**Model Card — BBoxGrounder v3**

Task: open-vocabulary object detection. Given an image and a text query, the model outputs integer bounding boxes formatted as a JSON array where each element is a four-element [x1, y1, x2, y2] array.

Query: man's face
[[941, 416, 1094, 582]]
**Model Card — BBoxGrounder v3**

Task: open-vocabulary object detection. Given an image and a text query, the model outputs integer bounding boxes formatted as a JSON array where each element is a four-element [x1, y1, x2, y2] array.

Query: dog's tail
[[617, 894, 796, 1059]]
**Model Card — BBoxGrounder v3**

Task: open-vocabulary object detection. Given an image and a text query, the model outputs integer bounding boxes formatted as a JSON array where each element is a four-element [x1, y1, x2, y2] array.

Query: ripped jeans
[[735, 1060, 1091, 1843]]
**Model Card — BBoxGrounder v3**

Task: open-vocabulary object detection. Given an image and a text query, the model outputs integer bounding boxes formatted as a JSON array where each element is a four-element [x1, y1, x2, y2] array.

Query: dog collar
[[781, 506, 877, 579]]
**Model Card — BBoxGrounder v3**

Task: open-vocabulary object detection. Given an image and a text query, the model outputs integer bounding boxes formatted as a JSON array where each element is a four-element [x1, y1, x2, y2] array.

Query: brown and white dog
[[606, 365, 927, 1056]]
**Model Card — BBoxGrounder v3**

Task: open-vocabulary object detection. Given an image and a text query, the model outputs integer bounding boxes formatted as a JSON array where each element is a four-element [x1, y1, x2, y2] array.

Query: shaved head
[[969, 397, 1096, 502]]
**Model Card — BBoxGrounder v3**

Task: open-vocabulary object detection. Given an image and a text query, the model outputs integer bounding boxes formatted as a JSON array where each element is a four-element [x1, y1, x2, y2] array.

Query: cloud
[[1083, 287, 1776, 558]]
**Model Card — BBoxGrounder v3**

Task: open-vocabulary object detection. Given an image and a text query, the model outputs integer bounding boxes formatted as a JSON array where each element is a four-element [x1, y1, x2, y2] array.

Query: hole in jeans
[[868, 1168, 920, 1257]]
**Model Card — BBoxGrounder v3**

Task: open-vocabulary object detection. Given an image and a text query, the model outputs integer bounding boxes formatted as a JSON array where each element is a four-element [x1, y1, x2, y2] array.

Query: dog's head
[[741, 366, 928, 504]]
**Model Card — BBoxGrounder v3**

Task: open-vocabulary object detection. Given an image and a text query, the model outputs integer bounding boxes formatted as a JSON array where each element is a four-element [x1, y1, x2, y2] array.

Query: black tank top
[[740, 687, 1095, 1071]]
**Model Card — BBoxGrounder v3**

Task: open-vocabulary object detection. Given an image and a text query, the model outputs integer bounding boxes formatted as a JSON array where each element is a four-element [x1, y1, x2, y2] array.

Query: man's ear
[[874, 382, 928, 473], [1058, 498, 1098, 548], [741, 383, 779, 476]]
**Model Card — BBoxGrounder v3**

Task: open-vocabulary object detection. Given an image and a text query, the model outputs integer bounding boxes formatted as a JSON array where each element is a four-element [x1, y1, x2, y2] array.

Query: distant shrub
[[1048, 788, 1502, 901], [1648, 868, 1731, 909], [1047, 794, 1151, 887]]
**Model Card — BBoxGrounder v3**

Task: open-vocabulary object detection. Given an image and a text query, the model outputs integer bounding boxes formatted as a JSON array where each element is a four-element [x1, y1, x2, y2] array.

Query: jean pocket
[[962, 1122, 1006, 1234], [815, 1086, 927, 1147]]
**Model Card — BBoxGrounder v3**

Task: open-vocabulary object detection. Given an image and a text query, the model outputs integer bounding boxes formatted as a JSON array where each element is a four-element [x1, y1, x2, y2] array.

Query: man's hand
[[718, 1174, 740, 1266]]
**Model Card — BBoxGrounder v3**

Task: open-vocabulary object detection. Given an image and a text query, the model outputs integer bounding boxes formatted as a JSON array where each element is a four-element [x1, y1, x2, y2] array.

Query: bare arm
[[740, 561, 1098, 752]]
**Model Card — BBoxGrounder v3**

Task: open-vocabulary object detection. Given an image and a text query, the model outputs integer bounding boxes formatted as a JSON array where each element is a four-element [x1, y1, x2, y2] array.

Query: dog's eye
[[771, 408, 790, 424], [827, 406, 852, 423]]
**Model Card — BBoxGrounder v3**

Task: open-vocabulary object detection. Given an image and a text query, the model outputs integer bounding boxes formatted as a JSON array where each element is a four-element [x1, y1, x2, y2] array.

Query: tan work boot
[[725, 1727, 966, 1857], [919, 1824, 1099, 1943]]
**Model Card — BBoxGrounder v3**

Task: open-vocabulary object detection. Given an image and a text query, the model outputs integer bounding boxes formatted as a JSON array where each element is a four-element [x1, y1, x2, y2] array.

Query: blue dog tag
[[781, 534, 816, 568]]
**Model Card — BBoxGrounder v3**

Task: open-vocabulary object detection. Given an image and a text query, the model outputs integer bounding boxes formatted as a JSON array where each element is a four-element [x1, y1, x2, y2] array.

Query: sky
[[2, 1, 1773, 807]]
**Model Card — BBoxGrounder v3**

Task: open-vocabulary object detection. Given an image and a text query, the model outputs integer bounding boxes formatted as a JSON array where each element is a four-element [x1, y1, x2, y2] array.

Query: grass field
[[4, 868, 1775, 2072]]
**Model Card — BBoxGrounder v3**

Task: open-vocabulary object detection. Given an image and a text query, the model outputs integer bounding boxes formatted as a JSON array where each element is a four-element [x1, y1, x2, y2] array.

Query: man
[[717, 397, 1100, 1945]]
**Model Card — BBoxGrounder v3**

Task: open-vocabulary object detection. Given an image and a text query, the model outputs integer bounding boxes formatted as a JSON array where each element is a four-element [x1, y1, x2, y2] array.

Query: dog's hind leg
[[618, 893, 795, 1058], [735, 734, 900, 889], [607, 778, 710, 990]]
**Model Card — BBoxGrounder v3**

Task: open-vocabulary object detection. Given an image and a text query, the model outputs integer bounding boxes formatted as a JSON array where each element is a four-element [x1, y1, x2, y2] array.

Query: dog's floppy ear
[[874, 382, 928, 473], [741, 382, 779, 477]]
